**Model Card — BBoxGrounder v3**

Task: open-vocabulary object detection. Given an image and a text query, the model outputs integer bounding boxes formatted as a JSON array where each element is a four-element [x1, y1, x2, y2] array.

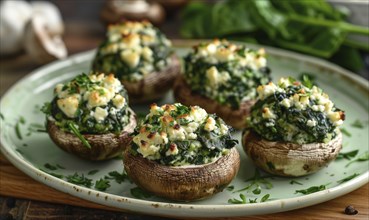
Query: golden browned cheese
[[47, 109, 136, 161], [173, 76, 255, 129], [122, 54, 181, 104], [242, 130, 343, 177], [123, 147, 240, 201]]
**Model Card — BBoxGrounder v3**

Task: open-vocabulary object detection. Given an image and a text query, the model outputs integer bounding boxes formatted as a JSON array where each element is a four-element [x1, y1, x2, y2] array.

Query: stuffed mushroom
[[123, 103, 240, 201], [242, 77, 345, 176], [42, 73, 136, 160], [92, 21, 180, 103], [174, 39, 270, 129]]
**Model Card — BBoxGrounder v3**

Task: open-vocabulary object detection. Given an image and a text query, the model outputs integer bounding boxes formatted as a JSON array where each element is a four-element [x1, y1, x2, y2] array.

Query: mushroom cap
[[47, 108, 136, 161], [23, 14, 67, 64], [173, 76, 255, 129], [242, 130, 343, 177], [123, 146, 240, 201], [122, 54, 180, 104]]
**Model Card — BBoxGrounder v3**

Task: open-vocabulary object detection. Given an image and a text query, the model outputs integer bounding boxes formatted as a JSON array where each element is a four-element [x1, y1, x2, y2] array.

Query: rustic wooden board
[[0, 154, 368, 219]]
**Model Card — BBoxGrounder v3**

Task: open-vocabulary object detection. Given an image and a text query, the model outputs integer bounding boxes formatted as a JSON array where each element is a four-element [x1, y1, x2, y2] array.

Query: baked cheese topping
[[131, 103, 237, 166], [44, 73, 131, 134], [92, 21, 172, 82], [249, 77, 345, 144], [183, 39, 270, 109]]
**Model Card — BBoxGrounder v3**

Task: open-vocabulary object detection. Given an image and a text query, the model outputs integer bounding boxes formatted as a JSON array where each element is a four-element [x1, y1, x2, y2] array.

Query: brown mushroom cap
[[122, 54, 180, 104], [242, 130, 343, 177], [47, 108, 136, 161], [173, 76, 255, 129], [123, 147, 240, 201]]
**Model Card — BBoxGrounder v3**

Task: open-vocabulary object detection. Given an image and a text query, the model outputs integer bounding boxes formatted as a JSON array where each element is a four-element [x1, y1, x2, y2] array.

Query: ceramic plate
[[1, 40, 368, 217]]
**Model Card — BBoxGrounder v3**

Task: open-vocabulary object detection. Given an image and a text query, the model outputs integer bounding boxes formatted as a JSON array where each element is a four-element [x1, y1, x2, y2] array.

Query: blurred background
[[1, 0, 368, 96]]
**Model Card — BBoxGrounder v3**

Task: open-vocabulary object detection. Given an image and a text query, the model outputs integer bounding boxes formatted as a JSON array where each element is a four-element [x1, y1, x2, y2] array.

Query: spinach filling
[[131, 104, 238, 166], [184, 44, 271, 109], [248, 79, 344, 144], [42, 74, 131, 134], [91, 23, 172, 82]]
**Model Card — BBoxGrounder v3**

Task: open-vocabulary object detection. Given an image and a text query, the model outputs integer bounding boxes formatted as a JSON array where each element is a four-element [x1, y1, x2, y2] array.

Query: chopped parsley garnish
[[94, 178, 110, 191], [289, 180, 303, 185], [337, 173, 360, 184], [228, 193, 270, 204], [40, 169, 63, 179], [226, 185, 234, 191], [234, 169, 273, 193], [66, 173, 93, 188], [130, 187, 152, 199], [350, 120, 364, 129], [0, 112, 4, 120], [346, 151, 369, 167], [340, 128, 351, 137], [44, 163, 58, 170], [336, 150, 358, 160], [27, 123, 47, 133], [295, 184, 329, 195], [88, 170, 99, 175], [105, 171, 128, 184], [67, 122, 91, 149], [14, 117, 24, 140]]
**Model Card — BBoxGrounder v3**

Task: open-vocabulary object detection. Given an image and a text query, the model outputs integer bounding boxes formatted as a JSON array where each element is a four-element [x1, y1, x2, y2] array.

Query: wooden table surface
[[1, 2, 368, 219]]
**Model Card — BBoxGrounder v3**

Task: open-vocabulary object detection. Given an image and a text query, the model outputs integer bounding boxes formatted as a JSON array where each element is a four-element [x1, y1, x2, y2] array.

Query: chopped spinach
[[289, 180, 303, 185], [88, 169, 99, 175], [105, 171, 128, 184], [226, 185, 234, 191]]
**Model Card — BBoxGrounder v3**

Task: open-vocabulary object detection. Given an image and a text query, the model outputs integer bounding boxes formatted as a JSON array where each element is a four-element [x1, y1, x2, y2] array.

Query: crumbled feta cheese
[[167, 126, 186, 141], [204, 117, 216, 131], [93, 107, 108, 122], [190, 106, 207, 122], [262, 107, 276, 119], [257, 82, 278, 100], [141, 46, 153, 61], [220, 124, 229, 135], [206, 66, 219, 87], [112, 94, 126, 109], [121, 50, 140, 68], [306, 119, 317, 127], [87, 88, 113, 108], [280, 98, 291, 108], [57, 95, 80, 118]]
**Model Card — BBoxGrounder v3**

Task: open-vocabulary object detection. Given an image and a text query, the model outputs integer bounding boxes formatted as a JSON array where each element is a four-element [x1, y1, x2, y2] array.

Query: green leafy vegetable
[[130, 187, 152, 199], [88, 170, 99, 175], [295, 184, 329, 195], [228, 194, 247, 204], [0, 112, 4, 120], [289, 180, 303, 185], [340, 128, 351, 137], [235, 169, 273, 193], [351, 120, 365, 129], [260, 194, 270, 202], [226, 185, 234, 191], [337, 173, 360, 184], [105, 171, 128, 184], [95, 178, 110, 191], [44, 163, 58, 171], [346, 151, 369, 167], [40, 169, 63, 179], [336, 150, 358, 160], [66, 173, 93, 188], [15, 123, 22, 140], [68, 122, 91, 149]]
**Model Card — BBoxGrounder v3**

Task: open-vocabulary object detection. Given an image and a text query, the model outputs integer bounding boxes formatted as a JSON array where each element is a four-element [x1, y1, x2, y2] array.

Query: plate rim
[[1, 40, 369, 217]]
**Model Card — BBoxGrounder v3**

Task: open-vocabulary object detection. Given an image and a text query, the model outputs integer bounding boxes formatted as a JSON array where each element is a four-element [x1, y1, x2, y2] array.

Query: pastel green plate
[[1, 40, 368, 217]]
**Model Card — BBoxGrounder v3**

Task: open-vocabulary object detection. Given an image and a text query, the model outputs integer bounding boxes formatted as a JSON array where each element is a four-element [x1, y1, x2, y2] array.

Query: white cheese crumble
[[93, 107, 108, 122], [306, 119, 317, 127], [204, 117, 216, 131], [57, 95, 80, 118]]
